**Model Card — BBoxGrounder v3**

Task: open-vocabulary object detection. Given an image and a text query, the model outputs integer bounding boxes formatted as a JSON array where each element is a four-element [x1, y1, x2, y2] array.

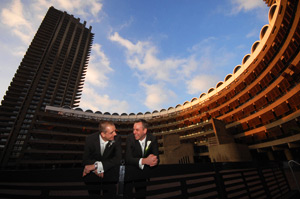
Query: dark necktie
[[103, 141, 111, 155]]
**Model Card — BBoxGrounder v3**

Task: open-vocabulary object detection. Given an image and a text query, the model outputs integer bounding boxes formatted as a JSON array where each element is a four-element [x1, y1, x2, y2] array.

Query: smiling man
[[82, 121, 122, 197], [125, 119, 159, 198]]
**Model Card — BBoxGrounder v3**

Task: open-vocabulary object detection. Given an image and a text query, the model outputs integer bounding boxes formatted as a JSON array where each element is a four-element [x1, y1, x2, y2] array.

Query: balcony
[[0, 161, 299, 198]]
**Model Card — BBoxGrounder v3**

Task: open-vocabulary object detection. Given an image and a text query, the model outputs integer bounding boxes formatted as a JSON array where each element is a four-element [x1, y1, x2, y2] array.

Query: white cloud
[[175, 56, 198, 78], [1, 0, 34, 44], [109, 32, 138, 53], [109, 32, 237, 109], [34, 0, 102, 19], [109, 32, 196, 83], [142, 83, 177, 111], [55, 0, 102, 19], [1, 0, 103, 44], [119, 16, 134, 31], [85, 43, 113, 88], [186, 75, 219, 95], [230, 0, 266, 14], [109, 32, 202, 110], [80, 85, 129, 114]]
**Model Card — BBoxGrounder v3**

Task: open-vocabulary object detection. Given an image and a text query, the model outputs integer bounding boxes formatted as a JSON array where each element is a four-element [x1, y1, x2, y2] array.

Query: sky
[[0, 0, 269, 114]]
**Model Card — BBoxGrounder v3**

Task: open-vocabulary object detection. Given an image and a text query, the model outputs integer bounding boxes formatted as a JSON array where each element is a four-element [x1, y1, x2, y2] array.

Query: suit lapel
[[103, 142, 111, 157], [135, 139, 143, 157], [95, 134, 101, 157], [144, 136, 151, 157]]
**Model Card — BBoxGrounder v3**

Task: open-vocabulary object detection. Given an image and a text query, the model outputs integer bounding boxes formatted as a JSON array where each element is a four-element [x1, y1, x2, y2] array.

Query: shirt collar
[[139, 135, 147, 146]]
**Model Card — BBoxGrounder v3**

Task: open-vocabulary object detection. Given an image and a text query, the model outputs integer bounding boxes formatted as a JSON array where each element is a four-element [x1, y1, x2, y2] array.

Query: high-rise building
[[0, 6, 94, 168]]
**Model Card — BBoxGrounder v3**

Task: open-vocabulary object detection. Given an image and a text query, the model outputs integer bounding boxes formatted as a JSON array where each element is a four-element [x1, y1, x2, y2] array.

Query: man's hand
[[82, 164, 96, 177], [93, 171, 104, 178], [142, 154, 158, 167]]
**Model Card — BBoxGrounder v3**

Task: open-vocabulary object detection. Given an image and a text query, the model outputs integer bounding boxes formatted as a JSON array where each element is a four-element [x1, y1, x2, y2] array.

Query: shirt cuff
[[139, 158, 144, 170], [95, 161, 104, 173]]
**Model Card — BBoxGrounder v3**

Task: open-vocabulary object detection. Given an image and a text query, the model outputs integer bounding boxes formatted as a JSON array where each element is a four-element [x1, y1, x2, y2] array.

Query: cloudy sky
[[0, 0, 269, 114]]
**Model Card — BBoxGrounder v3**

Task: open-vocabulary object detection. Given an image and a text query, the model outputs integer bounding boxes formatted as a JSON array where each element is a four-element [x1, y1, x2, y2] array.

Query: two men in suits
[[125, 119, 159, 198], [82, 121, 122, 197]]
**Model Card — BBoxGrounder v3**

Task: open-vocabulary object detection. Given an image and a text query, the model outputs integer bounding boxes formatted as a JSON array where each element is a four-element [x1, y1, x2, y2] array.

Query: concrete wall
[[208, 143, 252, 162], [160, 134, 194, 164]]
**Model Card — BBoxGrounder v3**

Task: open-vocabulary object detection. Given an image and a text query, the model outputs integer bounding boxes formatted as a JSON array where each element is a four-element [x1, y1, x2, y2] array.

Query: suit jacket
[[125, 133, 159, 169], [82, 132, 122, 173]]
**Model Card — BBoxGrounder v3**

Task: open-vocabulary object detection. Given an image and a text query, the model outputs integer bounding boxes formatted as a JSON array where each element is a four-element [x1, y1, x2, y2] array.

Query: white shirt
[[138, 136, 147, 170], [100, 135, 109, 156], [95, 135, 108, 174]]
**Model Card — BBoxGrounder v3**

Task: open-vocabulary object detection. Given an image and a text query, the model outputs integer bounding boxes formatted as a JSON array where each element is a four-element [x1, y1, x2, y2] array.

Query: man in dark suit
[[125, 119, 159, 198], [82, 121, 122, 198]]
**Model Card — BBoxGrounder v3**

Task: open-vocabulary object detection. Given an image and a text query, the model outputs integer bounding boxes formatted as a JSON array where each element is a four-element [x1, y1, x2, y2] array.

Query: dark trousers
[[124, 179, 147, 199], [85, 181, 117, 198]]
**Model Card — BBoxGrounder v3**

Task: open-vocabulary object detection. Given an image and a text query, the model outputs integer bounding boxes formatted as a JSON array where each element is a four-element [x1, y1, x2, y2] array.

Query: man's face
[[101, 125, 117, 142], [133, 122, 147, 141]]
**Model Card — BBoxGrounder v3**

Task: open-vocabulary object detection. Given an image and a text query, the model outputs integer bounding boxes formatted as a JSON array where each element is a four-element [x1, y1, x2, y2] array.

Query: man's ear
[[100, 131, 105, 138]]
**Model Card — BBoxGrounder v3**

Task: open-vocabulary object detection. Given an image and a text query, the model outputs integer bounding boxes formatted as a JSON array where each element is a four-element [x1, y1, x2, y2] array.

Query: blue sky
[[0, 0, 269, 114]]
